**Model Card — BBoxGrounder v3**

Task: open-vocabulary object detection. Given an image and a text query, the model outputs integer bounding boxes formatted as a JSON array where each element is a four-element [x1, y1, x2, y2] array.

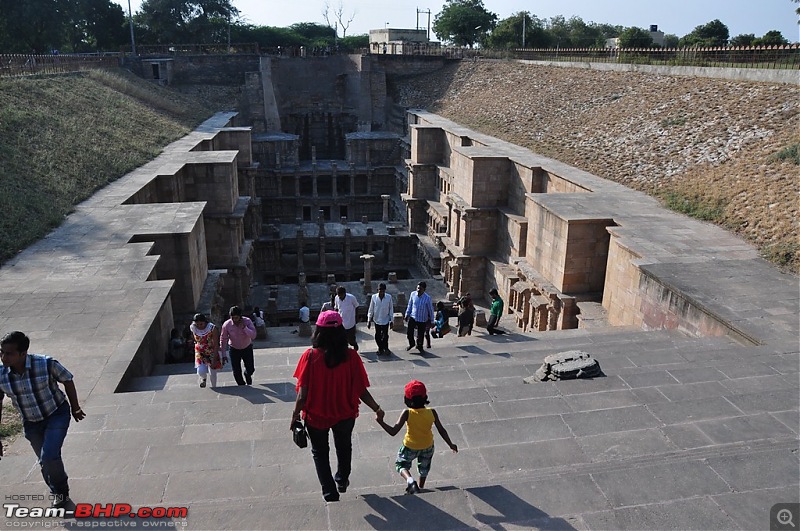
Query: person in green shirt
[[487, 288, 506, 335]]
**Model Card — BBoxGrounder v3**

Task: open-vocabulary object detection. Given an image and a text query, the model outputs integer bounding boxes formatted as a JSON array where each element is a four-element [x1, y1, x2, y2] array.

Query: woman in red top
[[291, 310, 384, 502]]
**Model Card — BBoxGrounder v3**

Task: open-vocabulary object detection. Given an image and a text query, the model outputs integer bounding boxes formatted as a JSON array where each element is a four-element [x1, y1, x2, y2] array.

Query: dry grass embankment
[[0, 68, 228, 265], [391, 61, 800, 273]]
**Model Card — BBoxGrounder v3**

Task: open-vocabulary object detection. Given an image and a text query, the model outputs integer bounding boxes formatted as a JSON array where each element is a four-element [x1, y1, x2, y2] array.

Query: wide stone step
[[132, 326, 741, 396]]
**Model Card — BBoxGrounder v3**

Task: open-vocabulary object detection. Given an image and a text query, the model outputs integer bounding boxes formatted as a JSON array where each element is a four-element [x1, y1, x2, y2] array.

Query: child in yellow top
[[376, 379, 458, 494]]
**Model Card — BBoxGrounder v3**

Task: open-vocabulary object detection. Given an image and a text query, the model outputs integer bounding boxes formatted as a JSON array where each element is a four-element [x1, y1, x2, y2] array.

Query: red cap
[[404, 380, 427, 399]]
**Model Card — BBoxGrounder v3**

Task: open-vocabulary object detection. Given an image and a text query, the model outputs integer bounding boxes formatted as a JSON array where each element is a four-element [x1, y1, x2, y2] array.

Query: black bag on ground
[[292, 419, 308, 448]]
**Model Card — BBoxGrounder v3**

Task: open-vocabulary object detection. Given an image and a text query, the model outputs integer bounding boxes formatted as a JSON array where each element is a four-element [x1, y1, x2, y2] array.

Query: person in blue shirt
[[0, 331, 85, 509], [404, 282, 434, 354]]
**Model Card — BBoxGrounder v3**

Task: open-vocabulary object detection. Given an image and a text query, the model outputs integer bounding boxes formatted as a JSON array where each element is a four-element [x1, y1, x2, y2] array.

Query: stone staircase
[[2, 324, 797, 530]]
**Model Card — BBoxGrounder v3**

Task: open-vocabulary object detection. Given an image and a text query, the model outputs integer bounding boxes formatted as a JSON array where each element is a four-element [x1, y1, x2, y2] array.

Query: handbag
[[292, 419, 308, 448], [292, 348, 314, 449]]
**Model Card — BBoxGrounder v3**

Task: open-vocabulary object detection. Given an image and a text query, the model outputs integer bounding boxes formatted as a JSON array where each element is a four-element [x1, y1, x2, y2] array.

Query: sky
[[113, 0, 800, 43]]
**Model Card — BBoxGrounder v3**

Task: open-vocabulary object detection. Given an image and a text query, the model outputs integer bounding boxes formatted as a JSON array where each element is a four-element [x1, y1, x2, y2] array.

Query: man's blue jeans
[[23, 401, 71, 496]]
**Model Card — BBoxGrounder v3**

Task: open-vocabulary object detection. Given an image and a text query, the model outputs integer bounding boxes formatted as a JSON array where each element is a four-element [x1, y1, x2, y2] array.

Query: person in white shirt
[[334, 286, 360, 351], [367, 283, 394, 355]]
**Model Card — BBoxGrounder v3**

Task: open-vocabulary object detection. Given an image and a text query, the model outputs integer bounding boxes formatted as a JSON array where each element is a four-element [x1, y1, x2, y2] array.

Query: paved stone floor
[[1, 322, 798, 530]]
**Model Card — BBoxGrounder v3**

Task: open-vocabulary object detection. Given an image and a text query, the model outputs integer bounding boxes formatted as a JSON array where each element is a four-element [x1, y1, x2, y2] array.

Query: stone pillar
[[298, 272, 308, 305], [294, 173, 300, 197], [319, 235, 326, 272], [559, 298, 578, 330], [267, 285, 279, 327], [331, 162, 338, 200], [535, 299, 548, 331], [451, 264, 461, 297], [381, 194, 390, 223], [462, 210, 472, 252], [296, 229, 304, 271], [454, 210, 461, 246], [548, 294, 561, 331], [392, 312, 405, 331], [447, 203, 453, 237], [474, 309, 487, 328], [387, 235, 395, 264], [361, 254, 375, 294], [366, 228, 374, 253], [344, 229, 352, 270]]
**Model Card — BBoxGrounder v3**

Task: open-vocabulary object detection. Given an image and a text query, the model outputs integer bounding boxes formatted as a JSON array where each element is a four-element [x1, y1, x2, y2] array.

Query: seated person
[[431, 301, 451, 338]]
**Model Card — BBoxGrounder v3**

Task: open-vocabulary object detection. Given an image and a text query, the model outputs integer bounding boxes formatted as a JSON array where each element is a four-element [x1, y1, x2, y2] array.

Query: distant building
[[649, 25, 665, 47], [606, 25, 665, 48], [369, 28, 434, 55]]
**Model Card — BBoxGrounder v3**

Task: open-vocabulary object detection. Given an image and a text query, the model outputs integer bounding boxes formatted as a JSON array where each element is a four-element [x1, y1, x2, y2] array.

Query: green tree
[[618, 26, 654, 48], [592, 23, 623, 47], [0, 0, 69, 53], [433, 0, 498, 47], [289, 22, 334, 44], [565, 16, 603, 48], [547, 15, 572, 47], [730, 33, 755, 47], [229, 24, 304, 49], [138, 0, 238, 43], [753, 30, 789, 45], [485, 11, 529, 49], [679, 19, 729, 47], [64, 0, 128, 52], [0, 0, 126, 53], [337, 34, 368, 52], [663, 34, 679, 48]]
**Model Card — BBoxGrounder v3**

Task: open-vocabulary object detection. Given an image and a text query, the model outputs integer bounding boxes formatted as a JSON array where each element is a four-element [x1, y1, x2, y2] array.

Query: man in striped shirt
[[0, 331, 85, 509], [405, 282, 435, 354]]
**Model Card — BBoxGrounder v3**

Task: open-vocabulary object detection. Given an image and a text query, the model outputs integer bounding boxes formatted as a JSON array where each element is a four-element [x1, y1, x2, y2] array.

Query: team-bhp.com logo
[[4, 496, 188, 527]]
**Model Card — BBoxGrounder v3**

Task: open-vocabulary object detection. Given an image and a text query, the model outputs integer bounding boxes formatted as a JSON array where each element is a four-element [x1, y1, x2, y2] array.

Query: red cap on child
[[404, 380, 427, 399]]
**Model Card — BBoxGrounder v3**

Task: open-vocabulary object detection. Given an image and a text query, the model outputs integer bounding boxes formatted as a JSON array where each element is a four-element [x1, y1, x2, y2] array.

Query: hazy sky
[[113, 0, 800, 42]]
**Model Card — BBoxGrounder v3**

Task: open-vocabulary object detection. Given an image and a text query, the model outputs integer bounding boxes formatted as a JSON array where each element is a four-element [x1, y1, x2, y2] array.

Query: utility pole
[[522, 13, 526, 48], [417, 8, 431, 40], [127, 0, 137, 56]]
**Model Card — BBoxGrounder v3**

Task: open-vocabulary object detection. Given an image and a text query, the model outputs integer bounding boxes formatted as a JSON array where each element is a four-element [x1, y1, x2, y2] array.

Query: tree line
[[0, 0, 794, 55], [0, 0, 367, 54], [433, 0, 795, 49]]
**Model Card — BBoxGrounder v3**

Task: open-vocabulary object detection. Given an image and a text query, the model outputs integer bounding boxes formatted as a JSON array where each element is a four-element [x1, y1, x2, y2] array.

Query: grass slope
[[0, 69, 214, 265]]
